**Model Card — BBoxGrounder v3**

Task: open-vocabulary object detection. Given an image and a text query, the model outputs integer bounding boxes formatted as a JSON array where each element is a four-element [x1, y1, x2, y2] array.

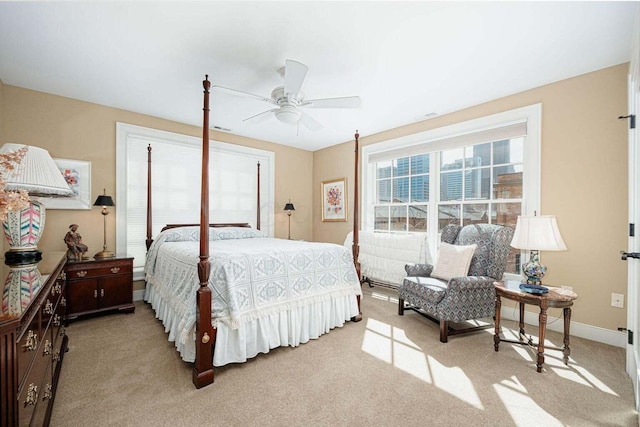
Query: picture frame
[[321, 177, 347, 222], [41, 159, 92, 210]]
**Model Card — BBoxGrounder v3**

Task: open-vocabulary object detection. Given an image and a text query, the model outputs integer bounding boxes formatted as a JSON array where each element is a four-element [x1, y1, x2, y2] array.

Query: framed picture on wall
[[41, 159, 91, 210], [321, 177, 347, 222]]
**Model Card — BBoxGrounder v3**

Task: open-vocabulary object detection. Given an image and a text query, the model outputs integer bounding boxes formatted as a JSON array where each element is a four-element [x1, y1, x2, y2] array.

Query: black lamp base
[[4, 249, 42, 266]]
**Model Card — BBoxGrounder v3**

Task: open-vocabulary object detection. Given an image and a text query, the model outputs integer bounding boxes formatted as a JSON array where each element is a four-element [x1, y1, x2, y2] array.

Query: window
[[115, 123, 275, 280], [438, 138, 523, 231], [374, 154, 429, 232], [362, 105, 541, 278]]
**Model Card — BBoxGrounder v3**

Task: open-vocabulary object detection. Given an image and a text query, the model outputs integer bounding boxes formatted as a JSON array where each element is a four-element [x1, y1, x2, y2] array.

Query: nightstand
[[64, 256, 135, 321]]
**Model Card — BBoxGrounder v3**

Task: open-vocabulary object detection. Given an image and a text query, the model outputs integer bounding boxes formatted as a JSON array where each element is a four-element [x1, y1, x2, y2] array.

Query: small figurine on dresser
[[64, 224, 89, 261]]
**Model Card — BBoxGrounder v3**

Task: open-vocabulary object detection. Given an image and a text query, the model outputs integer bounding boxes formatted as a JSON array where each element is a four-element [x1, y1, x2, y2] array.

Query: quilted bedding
[[344, 231, 432, 287], [144, 227, 362, 364]]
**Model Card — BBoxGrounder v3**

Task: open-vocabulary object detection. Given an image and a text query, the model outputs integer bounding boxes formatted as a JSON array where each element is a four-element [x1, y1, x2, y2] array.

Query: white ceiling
[[0, 1, 636, 151]]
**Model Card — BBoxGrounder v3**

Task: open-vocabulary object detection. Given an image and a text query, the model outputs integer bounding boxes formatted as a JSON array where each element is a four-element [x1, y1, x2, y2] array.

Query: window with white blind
[[362, 104, 541, 278], [115, 123, 275, 279]]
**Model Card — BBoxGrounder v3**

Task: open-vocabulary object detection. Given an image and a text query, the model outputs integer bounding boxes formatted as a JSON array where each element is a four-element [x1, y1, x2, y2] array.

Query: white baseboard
[[133, 289, 145, 302], [500, 306, 627, 348]]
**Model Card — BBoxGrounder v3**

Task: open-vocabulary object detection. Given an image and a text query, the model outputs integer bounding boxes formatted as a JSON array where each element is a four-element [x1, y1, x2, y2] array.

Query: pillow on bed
[[212, 227, 266, 240], [431, 242, 477, 281], [162, 226, 207, 242]]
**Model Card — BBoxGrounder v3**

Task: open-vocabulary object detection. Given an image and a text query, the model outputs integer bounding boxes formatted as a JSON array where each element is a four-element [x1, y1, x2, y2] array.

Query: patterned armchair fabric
[[398, 223, 514, 343]]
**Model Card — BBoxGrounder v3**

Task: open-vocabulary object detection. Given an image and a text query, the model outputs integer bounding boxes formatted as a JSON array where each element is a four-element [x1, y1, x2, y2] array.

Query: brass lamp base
[[94, 250, 115, 259]]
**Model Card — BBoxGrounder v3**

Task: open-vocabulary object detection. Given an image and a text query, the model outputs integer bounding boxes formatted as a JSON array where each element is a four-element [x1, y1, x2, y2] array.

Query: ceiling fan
[[213, 59, 361, 131]]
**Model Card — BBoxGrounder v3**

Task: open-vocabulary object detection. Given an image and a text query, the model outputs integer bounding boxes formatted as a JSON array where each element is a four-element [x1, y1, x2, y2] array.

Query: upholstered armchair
[[398, 223, 514, 343]]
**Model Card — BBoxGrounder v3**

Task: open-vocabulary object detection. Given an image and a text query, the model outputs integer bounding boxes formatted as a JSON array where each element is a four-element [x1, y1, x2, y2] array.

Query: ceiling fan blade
[[284, 59, 308, 98], [299, 111, 323, 131], [213, 85, 275, 105], [300, 96, 361, 109], [243, 108, 277, 123]]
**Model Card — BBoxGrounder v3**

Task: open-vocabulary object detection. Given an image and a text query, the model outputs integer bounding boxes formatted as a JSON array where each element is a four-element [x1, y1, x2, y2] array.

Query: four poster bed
[[143, 75, 363, 388]]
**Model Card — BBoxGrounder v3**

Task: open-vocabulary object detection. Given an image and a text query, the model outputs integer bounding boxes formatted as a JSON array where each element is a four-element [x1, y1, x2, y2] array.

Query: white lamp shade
[[510, 215, 567, 251], [0, 143, 73, 196]]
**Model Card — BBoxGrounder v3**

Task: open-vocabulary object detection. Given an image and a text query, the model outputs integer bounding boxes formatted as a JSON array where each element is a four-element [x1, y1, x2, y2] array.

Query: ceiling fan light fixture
[[275, 105, 302, 125]]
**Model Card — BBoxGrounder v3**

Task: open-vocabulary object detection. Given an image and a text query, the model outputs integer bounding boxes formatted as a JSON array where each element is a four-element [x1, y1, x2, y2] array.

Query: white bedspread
[[344, 231, 431, 287], [144, 227, 361, 365]]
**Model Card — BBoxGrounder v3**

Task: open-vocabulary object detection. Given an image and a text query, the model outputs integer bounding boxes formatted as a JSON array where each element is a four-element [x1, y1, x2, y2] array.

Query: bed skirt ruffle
[[144, 283, 359, 366]]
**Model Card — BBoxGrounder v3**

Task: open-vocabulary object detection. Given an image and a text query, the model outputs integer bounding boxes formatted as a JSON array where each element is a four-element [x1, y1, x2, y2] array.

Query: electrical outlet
[[611, 293, 625, 308]]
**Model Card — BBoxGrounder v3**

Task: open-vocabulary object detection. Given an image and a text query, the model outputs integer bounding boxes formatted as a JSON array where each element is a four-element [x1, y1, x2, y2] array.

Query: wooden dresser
[[0, 251, 68, 426]]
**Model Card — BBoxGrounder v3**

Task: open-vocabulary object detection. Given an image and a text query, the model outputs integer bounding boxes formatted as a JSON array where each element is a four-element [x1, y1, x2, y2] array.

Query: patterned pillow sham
[[161, 226, 205, 242], [211, 227, 266, 240], [156, 226, 266, 243]]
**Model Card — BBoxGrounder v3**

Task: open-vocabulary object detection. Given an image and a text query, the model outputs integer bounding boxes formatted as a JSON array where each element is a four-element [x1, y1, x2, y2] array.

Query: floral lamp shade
[[0, 143, 73, 264]]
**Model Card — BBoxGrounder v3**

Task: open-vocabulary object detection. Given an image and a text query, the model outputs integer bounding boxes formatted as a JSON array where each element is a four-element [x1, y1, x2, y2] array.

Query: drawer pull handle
[[76, 270, 87, 277], [43, 340, 52, 356], [60, 326, 66, 337], [101, 288, 105, 297], [111, 267, 120, 274], [44, 300, 54, 315], [24, 384, 38, 406], [53, 283, 62, 295], [53, 314, 61, 326], [202, 332, 210, 344], [22, 330, 38, 351], [94, 289, 97, 298], [53, 350, 61, 362], [61, 296, 67, 307], [43, 384, 53, 401]]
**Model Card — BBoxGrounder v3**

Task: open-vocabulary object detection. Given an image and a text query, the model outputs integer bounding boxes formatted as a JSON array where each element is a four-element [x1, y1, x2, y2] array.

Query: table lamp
[[0, 143, 74, 264], [284, 200, 295, 240], [510, 214, 567, 285], [94, 189, 115, 259]]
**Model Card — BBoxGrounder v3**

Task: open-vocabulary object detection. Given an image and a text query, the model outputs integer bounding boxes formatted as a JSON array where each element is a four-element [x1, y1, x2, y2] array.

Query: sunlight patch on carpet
[[370, 291, 399, 304], [494, 379, 563, 427], [552, 365, 619, 396], [361, 318, 432, 383], [429, 356, 483, 409], [510, 345, 534, 362]]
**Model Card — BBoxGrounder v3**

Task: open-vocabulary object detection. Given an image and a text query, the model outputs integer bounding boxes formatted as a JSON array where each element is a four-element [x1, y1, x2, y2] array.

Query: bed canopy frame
[[145, 75, 361, 389]]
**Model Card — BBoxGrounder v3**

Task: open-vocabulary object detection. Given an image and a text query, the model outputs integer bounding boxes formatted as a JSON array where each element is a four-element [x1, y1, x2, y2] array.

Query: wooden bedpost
[[256, 162, 261, 230], [146, 144, 153, 251], [193, 75, 215, 389], [352, 130, 363, 322]]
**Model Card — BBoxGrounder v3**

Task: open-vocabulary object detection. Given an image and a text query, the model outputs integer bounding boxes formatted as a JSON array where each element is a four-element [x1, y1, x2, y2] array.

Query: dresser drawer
[[51, 293, 66, 347], [17, 350, 51, 426], [17, 313, 41, 388], [66, 263, 133, 279]]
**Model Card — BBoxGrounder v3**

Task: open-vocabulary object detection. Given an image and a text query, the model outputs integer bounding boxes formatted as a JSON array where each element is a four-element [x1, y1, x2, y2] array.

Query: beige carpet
[[51, 287, 638, 426]]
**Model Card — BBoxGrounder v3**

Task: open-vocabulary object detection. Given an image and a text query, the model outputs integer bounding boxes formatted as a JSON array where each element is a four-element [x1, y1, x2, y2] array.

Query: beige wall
[[312, 63, 629, 332], [0, 79, 4, 140], [2, 85, 314, 291]]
